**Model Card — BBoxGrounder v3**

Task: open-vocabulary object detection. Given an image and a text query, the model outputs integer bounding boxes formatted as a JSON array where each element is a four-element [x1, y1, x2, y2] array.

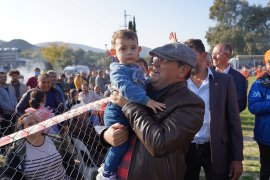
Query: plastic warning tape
[[0, 97, 109, 147]]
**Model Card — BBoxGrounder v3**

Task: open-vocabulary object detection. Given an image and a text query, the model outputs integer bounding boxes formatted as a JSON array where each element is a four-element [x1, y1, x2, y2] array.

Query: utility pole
[[124, 10, 130, 29]]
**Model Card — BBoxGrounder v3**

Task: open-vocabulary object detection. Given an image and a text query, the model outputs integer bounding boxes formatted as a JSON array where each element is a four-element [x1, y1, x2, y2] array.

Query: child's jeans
[[103, 102, 130, 172]]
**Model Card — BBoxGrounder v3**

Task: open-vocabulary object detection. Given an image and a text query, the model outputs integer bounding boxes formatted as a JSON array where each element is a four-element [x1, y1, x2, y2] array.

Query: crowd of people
[[0, 29, 268, 180], [0, 65, 112, 179]]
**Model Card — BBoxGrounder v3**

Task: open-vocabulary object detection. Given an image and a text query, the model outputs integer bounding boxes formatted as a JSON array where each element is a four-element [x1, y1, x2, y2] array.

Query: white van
[[63, 65, 90, 76]]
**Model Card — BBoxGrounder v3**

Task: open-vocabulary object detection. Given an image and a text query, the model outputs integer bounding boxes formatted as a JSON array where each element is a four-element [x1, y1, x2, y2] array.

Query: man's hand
[[104, 123, 128, 146], [110, 90, 129, 107], [169, 32, 178, 43], [229, 161, 243, 180]]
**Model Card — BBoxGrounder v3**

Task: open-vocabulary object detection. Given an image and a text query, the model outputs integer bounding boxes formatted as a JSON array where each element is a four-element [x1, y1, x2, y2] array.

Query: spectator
[[241, 66, 249, 89], [102, 71, 110, 85], [78, 82, 102, 126], [24, 89, 56, 134], [74, 73, 84, 91], [95, 70, 105, 94], [0, 70, 17, 136], [8, 69, 28, 102], [18, 75, 25, 84], [183, 38, 243, 180], [56, 73, 69, 97], [66, 89, 80, 110], [248, 49, 270, 180], [255, 65, 264, 79], [16, 73, 64, 116], [136, 58, 149, 78], [94, 85, 104, 98], [89, 71, 97, 87], [47, 70, 66, 109], [80, 71, 88, 82], [26, 67, 40, 89], [3, 113, 83, 179], [78, 82, 102, 105], [211, 43, 247, 113], [67, 76, 76, 90]]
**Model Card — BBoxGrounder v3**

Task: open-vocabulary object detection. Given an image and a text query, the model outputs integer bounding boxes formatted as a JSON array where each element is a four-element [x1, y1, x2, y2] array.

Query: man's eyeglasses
[[152, 57, 172, 64], [152, 57, 187, 67], [211, 52, 229, 56]]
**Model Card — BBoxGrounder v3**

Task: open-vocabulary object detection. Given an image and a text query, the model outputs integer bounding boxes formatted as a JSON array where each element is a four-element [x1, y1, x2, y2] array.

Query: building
[[229, 55, 264, 70], [0, 48, 26, 71]]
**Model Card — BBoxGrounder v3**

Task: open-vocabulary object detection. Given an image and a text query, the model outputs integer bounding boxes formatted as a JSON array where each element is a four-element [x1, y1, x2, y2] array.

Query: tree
[[61, 48, 74, 67], [128, 21, 133, 31], [206, 0, 270, 55], [73, 48, 85, 64], [128, 16, 137, 32], [40, 43, 69, 68], [133, 16, 137, 32]]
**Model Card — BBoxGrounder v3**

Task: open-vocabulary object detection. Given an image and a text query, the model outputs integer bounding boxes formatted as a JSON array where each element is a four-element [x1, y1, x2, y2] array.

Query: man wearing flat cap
[[99, 43, 205, 180], [248, 49, 270, 180]]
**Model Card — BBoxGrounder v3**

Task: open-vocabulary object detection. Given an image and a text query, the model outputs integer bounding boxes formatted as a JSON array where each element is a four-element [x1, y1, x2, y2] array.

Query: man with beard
[[0, 69, 17, 141], [8, 69, 27, 102], [183, 39, 243, 180]]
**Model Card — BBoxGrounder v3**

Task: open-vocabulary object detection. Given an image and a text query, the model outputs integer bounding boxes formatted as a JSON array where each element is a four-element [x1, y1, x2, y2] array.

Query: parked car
[[63, 65, 90, 76]]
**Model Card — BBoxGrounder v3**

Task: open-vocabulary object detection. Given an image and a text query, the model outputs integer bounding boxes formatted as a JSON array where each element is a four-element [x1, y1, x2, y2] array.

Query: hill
[[36, 41, 152, 57], [0, 40, 6, 46], [0, 39, 152, 57], [36, 42, 104, 53], [0, 39, 37, 50]]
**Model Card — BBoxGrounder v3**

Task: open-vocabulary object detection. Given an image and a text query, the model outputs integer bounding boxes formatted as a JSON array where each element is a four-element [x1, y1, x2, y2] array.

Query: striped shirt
[[24, 137, 69, 180]]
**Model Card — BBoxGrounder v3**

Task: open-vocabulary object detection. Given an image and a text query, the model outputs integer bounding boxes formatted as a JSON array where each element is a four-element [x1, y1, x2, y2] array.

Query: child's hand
[[146, 99, 166, 113]]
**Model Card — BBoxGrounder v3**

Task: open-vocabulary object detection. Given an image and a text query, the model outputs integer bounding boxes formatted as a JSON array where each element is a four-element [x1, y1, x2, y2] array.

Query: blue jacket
[[248, 75, 270, 145], [0, 84, 17, 114], [110, 62, 149, 105], [16, 87, 65, 116]]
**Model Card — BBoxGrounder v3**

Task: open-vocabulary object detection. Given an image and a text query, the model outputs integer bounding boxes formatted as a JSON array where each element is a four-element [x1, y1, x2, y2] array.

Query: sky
[[0, 0, 268, 52]]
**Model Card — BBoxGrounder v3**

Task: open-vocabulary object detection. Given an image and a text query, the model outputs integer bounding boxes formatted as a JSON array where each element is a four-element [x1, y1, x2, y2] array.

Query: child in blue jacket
[[248, 49, 270, 180], [97, 30, 165, 180]]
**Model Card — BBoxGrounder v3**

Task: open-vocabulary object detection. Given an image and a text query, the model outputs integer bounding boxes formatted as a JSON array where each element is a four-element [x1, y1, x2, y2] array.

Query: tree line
[[206, 0, 270, 55], [21, 43, 106, 69]]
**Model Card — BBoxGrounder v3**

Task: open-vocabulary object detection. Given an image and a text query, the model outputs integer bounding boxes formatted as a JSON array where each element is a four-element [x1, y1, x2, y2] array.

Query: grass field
[[240, 76, 260, 180]]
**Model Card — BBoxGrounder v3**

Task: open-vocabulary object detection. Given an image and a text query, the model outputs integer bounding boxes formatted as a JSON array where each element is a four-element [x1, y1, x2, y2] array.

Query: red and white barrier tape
[[0, 97, 109, 147]]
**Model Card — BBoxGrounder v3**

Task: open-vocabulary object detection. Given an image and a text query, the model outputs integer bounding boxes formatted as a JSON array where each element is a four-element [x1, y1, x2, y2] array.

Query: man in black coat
[[211, 43, 247, 113]]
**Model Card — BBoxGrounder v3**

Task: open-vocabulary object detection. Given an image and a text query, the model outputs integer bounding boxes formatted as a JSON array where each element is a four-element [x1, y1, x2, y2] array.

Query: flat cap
[[149, 43, 197, 68]]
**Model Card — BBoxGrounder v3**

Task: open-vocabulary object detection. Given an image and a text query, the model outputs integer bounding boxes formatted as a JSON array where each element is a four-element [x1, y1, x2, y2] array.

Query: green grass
[[240, 76, 259, 180]]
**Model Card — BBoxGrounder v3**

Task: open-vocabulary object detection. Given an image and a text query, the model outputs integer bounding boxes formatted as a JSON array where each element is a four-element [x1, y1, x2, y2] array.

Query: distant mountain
[[0, 39, 37, 50], [36, 42, 152, 56], [0, 39, 152, 57], [0, 40, 6, 46], [36, 42, 104, 53]]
